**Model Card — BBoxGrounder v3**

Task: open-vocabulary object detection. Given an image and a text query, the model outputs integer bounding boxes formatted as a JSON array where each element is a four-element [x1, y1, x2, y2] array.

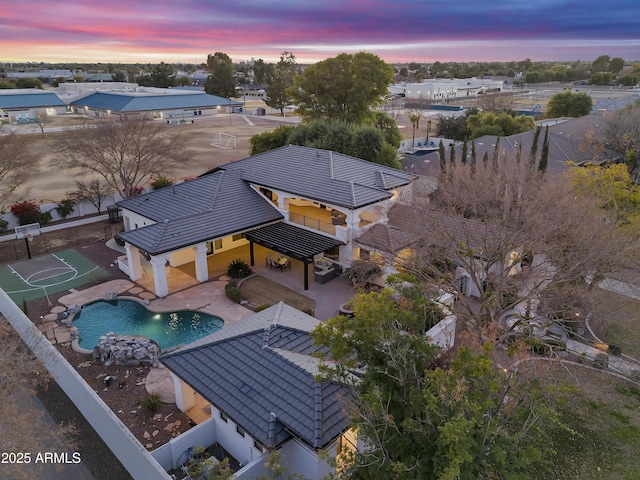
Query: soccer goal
[[211, 132, 237, 149]]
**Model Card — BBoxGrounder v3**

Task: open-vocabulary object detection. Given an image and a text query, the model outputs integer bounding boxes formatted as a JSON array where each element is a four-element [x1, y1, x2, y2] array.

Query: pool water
[[73, 299, 224, 351]]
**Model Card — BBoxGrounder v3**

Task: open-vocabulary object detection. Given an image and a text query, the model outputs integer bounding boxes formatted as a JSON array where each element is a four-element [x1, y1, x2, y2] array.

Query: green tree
[[288, 51, 393, 123], [312, 281, 557, 480], [569, 163, 640, 228], [592, 54, 611, 73], [610, 56, 626, 74], [15, 78, 42, 89], [137, 62, 176, 88], [252, 58, 272, 87], [204, 52, 236, 98], [249, 125, 297, 155], [249, 119, 401, 168], [264, 52, 297, 116], [466, 111, 535, 139], [545, 91, 593, 118]]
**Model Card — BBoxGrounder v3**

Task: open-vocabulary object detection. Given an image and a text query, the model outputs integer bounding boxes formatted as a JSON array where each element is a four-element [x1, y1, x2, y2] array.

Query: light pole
[[227, 98, 232, 125], [427, 120, 431, 145]]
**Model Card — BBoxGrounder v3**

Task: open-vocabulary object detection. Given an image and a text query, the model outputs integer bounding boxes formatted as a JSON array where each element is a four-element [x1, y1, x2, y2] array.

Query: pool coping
[[70, 295, 227, 355]]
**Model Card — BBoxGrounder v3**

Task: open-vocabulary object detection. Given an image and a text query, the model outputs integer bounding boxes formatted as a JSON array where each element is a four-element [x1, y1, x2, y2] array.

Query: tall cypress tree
[[538, 126, 549, 172], [529, 126, 541, 168], [461, 138, 468, 165], [438, 140, 446, 175], [492, 137, 500, 171], [470, 140, 477, 175], [449, 143, 456, 168]]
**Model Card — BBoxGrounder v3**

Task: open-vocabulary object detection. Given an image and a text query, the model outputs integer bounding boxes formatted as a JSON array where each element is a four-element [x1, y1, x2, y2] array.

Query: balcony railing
[[289, 212, 336, 235]]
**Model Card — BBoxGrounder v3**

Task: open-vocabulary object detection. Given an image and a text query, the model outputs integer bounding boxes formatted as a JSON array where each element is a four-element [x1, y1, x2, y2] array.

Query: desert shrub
[[142, 393, 161, 413], [227, 258, 252, 279], [608, 344, 622, 356], [593, 353, 609, 369], [55, 198, 75, 219], [0, 218, 7, 233], [150, 175, 174, 190], [225, 283, 242, 303]]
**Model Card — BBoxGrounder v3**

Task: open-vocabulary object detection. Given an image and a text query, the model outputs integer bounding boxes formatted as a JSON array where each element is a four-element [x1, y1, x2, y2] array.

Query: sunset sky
[[1, 0, 639, 65]]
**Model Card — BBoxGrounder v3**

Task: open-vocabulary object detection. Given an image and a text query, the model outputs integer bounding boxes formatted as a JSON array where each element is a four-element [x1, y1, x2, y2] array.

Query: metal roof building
[[71, 88, 241, 120]]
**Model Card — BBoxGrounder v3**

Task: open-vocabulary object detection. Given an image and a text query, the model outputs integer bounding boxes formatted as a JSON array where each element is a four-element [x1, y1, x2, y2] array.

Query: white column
[[150, 255, 169, 297], [171, 373, 195, 412], [194, 243, 209, 283], [124, 243, 143, 281]]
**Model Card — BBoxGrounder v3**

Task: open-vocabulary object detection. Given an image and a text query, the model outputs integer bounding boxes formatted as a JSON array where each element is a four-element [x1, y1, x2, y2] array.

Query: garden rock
[[93, 332, 161, 367]]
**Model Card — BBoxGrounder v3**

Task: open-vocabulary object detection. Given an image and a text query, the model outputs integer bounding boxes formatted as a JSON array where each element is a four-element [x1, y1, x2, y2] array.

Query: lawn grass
[[238, 275, 316, 314], [525, 360, 640, 479], [590, 287, 640, 359]]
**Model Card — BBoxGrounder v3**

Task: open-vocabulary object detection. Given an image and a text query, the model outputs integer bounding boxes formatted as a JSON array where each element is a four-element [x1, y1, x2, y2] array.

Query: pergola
[[244, 223, 344, 290]]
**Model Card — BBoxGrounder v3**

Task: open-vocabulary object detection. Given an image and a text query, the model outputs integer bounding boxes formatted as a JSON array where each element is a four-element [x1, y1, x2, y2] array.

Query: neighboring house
[[401, 127, 608, 178], [116, 145, 417, 295], [70, 87, 241, 121], [160, 302, 356, 479], [0, 88, 68, 123], [355, 203, 530, 298]]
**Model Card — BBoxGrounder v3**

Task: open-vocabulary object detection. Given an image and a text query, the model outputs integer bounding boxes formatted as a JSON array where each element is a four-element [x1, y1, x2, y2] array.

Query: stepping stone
[[51, 306, 66, 314], [139, 292, 156, 300], [43, 313, 58, 322], [53, 327, 71, 344], [128, 287, 143, 294]]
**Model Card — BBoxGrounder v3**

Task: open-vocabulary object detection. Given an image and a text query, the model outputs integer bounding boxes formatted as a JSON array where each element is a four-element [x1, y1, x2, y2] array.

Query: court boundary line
[[7, 264, 27, 284], [3, 265, 104, 295]]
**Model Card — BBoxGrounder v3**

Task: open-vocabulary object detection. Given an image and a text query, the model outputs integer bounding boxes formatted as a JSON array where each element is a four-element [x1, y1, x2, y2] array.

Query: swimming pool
[[73, 299, 224, 351]]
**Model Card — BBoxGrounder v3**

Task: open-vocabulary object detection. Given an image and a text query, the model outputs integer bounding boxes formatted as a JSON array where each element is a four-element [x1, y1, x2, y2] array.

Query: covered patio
[[244, 222, 344, 291], [123, 241, 354, 320]]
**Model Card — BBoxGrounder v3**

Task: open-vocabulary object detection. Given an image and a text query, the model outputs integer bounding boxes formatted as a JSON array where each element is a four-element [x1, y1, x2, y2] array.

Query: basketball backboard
[[15, 222, 41, 240]]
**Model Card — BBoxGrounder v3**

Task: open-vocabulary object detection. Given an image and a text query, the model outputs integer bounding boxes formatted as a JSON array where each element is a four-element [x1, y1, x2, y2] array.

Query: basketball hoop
[[26, 233, 33, 242]]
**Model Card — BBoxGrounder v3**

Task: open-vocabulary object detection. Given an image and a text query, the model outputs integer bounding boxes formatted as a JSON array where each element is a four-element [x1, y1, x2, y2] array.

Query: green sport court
[[0, 249, 110, 303]]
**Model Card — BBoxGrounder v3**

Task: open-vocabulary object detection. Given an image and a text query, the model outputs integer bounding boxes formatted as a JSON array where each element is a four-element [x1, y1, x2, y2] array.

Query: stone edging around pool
[[69, 295, 228, 355], [70, 295, 158, 355]]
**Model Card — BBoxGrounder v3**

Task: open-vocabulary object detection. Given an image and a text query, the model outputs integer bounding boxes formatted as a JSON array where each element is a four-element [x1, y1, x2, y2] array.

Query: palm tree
[[409, 113, 421, 147]]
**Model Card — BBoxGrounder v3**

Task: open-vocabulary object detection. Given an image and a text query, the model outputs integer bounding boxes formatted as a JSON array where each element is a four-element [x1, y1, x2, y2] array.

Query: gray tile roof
[[356, 203, 494, 254], [215, 144, 417, 209], [401, 129, 601, 178], [71, 91, 241, 113], [161, 303, 351, 450], [0, 91, 66, 109], [117, 169, 283, 255]]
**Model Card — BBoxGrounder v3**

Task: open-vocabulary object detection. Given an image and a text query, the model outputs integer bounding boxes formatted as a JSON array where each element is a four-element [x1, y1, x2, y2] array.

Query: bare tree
[[396, 152, 640, 343], [602, 101, 640, 182], [0, 318, 77, 479], [68, 179, 114, 213], [0, 125, 39, 211], [53, 116, 189, 198]]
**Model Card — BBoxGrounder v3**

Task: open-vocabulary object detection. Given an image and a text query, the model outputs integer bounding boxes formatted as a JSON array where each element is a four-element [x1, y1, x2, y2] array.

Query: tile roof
[[161, 303, 351, 450], [0, 91, 66, 109], [356, 203, 494, 254], [71, 91, 240, 113], [215, 144, 417, 209], [401, 128, 600, 178], [117, 169, 283, 255]]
